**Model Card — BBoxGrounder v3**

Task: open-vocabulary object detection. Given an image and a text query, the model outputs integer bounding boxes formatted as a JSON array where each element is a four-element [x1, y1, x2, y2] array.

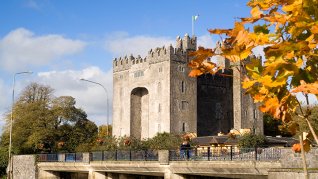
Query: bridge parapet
[[36, 147, 282, 163]]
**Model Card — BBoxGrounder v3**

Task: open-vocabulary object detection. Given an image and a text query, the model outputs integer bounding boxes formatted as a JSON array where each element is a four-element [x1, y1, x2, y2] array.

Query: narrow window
[[158, 103, 161, 112], [181, 101, 187, 110], [157, 123, 161, 133], [157, 82, 161, 93], [253, 109, 257, 119], [245, 110, 248, 118], [181, 81, 185, 93], [182, 123, 186, 132]]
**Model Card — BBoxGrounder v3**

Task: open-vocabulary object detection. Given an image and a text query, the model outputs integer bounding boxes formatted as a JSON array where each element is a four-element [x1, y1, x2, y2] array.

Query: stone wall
[[280, 147, 318, 168], [112, 33, 264, 139], [112, 34, 197, 138], [197, 72, 233, 136], [12, 155, 36, 179], [232, 58, 263, 134], [269, 169, 318, 179]]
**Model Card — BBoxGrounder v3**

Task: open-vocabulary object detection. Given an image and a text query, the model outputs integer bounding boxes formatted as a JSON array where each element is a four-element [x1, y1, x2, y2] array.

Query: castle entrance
[[130, 87, 149, 139]]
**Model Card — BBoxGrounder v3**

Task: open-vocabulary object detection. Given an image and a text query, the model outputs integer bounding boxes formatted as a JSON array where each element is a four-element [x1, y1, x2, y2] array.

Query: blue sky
[[0, 0, 250, 129]]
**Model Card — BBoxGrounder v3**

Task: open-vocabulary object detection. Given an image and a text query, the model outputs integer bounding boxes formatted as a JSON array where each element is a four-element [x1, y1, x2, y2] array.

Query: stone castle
[[112, 34, 263, 139]]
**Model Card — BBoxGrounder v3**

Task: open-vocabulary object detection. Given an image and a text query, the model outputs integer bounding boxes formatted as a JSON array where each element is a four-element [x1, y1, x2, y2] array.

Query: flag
[[192, 15, 199, 21]]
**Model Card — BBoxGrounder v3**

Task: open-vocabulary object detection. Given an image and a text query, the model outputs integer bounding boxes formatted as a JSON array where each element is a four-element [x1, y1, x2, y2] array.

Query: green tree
[[294, 105, 318, 137], [238, 133, 266, 148], [146, 132, 183, 150], [98, 125, 112, 138], [0, 82, 98, 173]]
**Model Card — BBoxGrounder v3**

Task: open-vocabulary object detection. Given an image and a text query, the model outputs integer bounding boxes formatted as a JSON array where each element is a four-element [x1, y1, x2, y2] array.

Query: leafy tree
[[293, 105, 318, 137], [98, 125, 112, 138], [188, 0, 318, 152], [263, 113, 293, 137], [0, 82, 97, 157], [0, 147, 8, 177], [91, 132, 184, 151], [146, 132, 183, 150], [238, 133, 266, 148]]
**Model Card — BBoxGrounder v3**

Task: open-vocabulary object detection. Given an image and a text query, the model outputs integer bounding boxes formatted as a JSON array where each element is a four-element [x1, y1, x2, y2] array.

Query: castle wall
[[112, 35, 263, 139], [170, 55, 197, 134], [113, 35, 197, 138], [197, 72, 233, 136], [113, 46, 173, 138], [232, 58, 264, 134]]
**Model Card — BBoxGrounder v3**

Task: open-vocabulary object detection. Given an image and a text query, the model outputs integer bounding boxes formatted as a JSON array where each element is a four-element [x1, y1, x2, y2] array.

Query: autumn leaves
[[188, 0, 318, 152]]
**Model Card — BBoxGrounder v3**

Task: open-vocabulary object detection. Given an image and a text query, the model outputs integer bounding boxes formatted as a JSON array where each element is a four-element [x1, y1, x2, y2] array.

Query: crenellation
[[176, 36, 182, 49], [114, 34, 197, 72]]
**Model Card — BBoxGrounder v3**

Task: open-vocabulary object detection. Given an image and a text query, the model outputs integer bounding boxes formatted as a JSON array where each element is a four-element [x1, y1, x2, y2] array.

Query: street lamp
[[80, 78, 109, 135], [8, 71, 32, 179]]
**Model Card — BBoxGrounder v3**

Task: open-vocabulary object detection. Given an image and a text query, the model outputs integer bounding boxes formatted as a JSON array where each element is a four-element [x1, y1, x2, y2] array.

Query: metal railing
[[90, 150, 158, 161], [37, 153, 83, 162], [36, 147, 281, 162], [169, 147, 281, 161]]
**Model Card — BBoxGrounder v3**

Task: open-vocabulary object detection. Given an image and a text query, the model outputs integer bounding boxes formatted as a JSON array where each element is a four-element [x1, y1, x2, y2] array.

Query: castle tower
[[112, 34, 263, 139], [113, 34, 197, 139], [232, 56, 264, 134]]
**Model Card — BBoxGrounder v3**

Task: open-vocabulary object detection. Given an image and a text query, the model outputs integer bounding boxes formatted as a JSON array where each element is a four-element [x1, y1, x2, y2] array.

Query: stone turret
[[215, 41, 230, 70], [175, 34, 197, 51], [182, 33, 197, 51]]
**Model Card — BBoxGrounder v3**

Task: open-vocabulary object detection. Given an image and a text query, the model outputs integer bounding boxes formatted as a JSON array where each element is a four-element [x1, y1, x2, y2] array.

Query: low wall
[[280, 147, 318, 168], [13, 148, 318, 179], [269, 169, 318, 179], [12, 155, 36, 179]]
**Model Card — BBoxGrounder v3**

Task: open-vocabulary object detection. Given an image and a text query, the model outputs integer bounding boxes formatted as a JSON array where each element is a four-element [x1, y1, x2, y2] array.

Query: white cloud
[[35, 66, 112, 126], [0, 28, 86, 72], [105, 32, 174, 58], [197, 34, 215, 48], [0, 79, 10, 133], [105, 32, 216, 58]]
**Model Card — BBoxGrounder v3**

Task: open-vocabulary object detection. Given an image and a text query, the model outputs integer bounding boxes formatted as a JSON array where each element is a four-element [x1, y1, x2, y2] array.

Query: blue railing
[[37, 153, 83, 162]]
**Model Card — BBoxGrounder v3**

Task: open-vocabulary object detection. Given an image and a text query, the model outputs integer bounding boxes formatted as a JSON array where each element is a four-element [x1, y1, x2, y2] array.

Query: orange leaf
[[292, 143, 301, 153], [259, 97, 279, 113], [311, 24, 318, 34], [292, 140, 311, 153], [303, 139, 311, 152], [291, 80, 318, 94], [253, 94, 266, 103], [189, 69, 203, 77], [209, 28, 231, 35], [251, 6, 263, 18], [242, 77, 256, 89]]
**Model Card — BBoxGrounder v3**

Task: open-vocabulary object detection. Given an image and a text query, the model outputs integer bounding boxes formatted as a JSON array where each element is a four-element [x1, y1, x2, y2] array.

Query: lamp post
[[80, 78, 109, 135], [8, 71, 32, 179]]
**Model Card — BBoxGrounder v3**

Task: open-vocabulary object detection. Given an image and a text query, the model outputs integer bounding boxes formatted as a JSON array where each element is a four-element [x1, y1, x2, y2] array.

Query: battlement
[[113, 34, 197, 72]]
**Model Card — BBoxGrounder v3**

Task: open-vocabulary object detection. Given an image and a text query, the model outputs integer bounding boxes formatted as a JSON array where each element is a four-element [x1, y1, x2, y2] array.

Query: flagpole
[[192, 16, 194, 36]]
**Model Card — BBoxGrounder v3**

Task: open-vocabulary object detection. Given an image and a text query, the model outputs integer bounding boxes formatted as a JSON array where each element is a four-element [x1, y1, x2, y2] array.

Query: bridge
[[11, 147, 318, 179]]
